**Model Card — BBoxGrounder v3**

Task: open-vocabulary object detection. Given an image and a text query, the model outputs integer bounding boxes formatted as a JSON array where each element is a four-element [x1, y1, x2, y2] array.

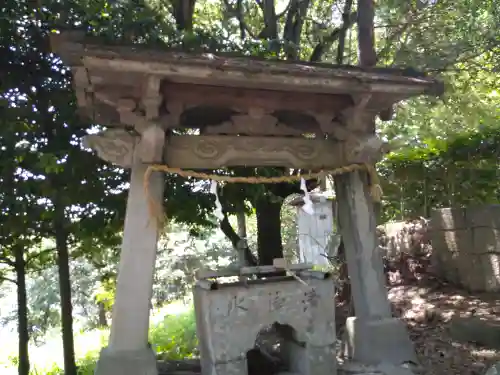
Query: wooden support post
[[334, 170, 417, 366], [92, 127, 164, 375]]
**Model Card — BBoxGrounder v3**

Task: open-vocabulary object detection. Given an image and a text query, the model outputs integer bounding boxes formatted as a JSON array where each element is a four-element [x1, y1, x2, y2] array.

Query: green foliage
[[4, 305, 199, 374], [149, 309, 199, 360], [27, 266, 62, 343], [376, 0, 499, 71], [37, 352, 97, 375], [152, 223, 234, 305], [380, 126, 500, 221], [0, 0, 498, 373]]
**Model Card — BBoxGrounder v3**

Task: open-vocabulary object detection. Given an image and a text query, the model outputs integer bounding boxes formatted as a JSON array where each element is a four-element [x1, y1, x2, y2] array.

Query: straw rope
[[143, 163, 382, 225]]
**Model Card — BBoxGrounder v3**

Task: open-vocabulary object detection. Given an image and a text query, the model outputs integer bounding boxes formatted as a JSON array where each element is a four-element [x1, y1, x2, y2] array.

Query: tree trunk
[[98, 302, 108, 327], [357, 0, 377, 67], [171, 0, 196, 31], [283, 0, 311, 59], [335, 241, 351, 306], [260, 0, 278, 40], [220, 214, 257, 266], [336, 0, 354, 64], [310, 11, 357, 62], [236, 210, 249, 266], [255, 197, 284, 265], [54, 204, 77, 375], [236, 210, 247, 239], [14, 245, 30, 375]]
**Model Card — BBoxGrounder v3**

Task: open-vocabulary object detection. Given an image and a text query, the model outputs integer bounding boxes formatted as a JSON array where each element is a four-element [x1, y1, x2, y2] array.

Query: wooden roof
[[50, 32, 443, 97], [49, 31, 444, 135]]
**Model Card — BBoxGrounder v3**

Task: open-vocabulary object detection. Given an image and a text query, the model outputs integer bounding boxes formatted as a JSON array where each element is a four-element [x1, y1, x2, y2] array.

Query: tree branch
[[219, 213, 258, 266], [283, 0, 311, 60], [25, 247, 55, 266], [0, 254, 15, 267], [276, 0, 292, 18], [220, 214, 241, 249], [258, 0, 278, 41], [310, 11, 357, 62], [236, 0, 246, 39], [336, 0, 353, 64], [223, 0, 257, 39], [0, 276, 18, 285]]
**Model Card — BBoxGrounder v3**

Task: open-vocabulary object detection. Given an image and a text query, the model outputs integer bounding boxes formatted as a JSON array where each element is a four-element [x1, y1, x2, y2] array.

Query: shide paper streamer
[[210, 180, 225, 220], [300, 177, 314, 215]]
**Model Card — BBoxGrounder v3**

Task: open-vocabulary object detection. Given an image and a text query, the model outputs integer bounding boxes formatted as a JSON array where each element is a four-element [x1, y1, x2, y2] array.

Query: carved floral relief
[[83, 128, 138, 168]]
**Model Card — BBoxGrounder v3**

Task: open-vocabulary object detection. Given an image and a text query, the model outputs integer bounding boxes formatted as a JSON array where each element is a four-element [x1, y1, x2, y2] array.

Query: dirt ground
[[388, 282, 500, 375], [158, 280, 500, 375]]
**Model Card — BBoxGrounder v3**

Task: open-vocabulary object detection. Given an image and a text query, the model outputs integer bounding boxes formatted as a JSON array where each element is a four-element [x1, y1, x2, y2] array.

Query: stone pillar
[[88, 127, 165, 375], [334, 171, 417, 366]]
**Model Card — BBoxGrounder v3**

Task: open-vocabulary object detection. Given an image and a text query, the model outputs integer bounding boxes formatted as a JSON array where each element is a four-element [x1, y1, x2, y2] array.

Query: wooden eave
[[49, 32, 443, 134], [50, 32, 443, 97]]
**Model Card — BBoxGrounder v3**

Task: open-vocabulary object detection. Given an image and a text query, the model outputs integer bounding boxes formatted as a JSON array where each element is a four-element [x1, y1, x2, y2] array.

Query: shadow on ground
[[388, 281, 500, 375]]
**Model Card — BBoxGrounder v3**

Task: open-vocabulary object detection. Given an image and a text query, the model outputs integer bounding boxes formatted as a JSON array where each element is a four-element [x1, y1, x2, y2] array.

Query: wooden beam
[[82, 131, 386, 169], [162, 82, 352, 114], [196, 263, 314, 280], [81, 55, 438, 98], [164, 135, 349, 170]]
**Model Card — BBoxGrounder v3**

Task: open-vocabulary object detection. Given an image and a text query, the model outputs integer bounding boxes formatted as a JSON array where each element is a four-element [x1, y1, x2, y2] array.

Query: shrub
[[149, 308, 198, 359], [30, 352, 97, 375], [6, 305, 199, 374]]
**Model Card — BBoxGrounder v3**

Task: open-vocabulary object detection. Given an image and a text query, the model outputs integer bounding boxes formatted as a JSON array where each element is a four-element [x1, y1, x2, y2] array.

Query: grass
[[1, 301, 198, 375]]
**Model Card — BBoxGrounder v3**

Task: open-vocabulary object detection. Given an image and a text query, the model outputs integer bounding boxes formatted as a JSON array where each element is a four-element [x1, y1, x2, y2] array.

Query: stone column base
[[94, 346, 158, 375], [343, 317, 418, 366]]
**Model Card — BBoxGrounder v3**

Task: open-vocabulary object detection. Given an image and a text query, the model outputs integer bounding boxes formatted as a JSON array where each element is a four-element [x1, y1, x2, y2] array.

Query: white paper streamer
[[300, 178, 314, 215], [210, 180, 225, 220]]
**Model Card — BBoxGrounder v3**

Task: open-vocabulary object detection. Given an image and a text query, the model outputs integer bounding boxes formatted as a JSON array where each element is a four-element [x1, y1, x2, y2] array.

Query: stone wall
[[430, 206, 500, 292], [377, 219, 430, 258]]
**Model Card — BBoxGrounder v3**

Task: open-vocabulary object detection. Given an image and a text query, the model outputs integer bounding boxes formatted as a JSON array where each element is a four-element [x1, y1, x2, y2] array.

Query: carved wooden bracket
[[233, 107, 278, 134], [141, 76, 162, 120], [137, 124, 166, 164], [164, 100, 185, 129], [310, 112, 341, 135], [83, 128, 138, 168], [92, 92, 151, 132], [116, 98, 153, 133], [92, 76, 163, 132], [204, 107, 304, 136], [340, 93, 373, 131], [318, 121, 390, 164], [347, 134, 390, 164]]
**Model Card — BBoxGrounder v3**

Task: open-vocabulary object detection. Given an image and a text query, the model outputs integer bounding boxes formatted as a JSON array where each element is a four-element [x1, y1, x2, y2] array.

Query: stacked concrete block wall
[[377, 219, 430, 258], [430, 206, 500, 292]]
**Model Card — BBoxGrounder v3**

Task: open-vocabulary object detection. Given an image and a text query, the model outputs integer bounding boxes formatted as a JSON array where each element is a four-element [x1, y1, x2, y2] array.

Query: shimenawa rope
[[143, 163, 382, 225]]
